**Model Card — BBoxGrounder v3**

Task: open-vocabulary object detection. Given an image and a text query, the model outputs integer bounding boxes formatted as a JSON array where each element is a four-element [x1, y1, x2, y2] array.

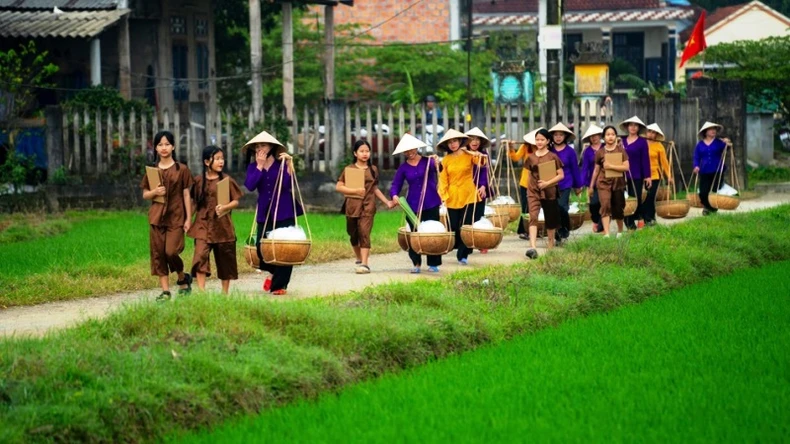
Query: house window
[[197, 43, 209, 90], [170, 16, 186, 35], [195, 18, 208, 37], [564, 33, 583, 74], [172, 44, 189, 101], [613, 32, 644, 78]]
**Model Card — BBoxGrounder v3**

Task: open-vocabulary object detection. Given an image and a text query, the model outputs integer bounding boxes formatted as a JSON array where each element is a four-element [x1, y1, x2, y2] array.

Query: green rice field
[[182, 261, 790, 443]]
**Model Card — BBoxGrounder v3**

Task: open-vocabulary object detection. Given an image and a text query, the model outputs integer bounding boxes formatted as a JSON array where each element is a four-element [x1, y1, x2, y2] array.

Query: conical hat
[[698, 121, 723, 137], [464, 127, 491, 150], [646, 123, 665, 141], [523, 127, 545, 145], [392, 133, 427, 155], [242, 130, 285, 156], [619, 115, 647, 134], [436, 128, 469, 152], [548, 122, 576, 142], [581, 124, 604, 143]]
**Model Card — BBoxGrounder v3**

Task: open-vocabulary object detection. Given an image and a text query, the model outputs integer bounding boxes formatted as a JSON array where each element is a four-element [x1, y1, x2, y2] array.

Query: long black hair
[[352, 139, 377, 180], [535, 128, 552, 147], [152, 130, 180, 170], [196, 145, 225, 208]]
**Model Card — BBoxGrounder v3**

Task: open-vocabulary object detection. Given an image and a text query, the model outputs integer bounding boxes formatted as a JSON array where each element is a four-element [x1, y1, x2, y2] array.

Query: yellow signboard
[[574, 64, 609, 96]]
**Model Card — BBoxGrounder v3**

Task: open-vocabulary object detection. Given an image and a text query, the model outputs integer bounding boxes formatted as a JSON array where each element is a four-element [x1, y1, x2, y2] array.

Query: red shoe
[[480, 249, 488, 254], [263, 275, 272, 292], [271, 289, 287, 296], [637, 220, 645, 229]]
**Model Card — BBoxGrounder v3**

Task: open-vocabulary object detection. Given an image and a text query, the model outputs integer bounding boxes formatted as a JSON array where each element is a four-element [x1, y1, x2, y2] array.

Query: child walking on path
[[590, 125, 631, 237], [244, 131, 301, 296], [508, 135, 538, 240], [140, 130, 194, 301], [187, 145, 243, 293], [580, 124, 604, 233], [548, 123, 583, 244], [524, 128, 564, 260], [336, 140, 395, 274]]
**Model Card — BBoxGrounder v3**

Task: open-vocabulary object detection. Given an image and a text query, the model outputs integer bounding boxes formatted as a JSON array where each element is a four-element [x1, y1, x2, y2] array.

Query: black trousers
[[642, 180, 659, 222], [407, 206, 442, 267], [699, 172, 723, 211], [473, 198, 486, 222], [557, 188, 571, 239], [447, 205, 474, 261], [589, 188, 602, 230], [517, 185, 528, 235], [625, 179, 645, 229], [256, 217, 295, 292]]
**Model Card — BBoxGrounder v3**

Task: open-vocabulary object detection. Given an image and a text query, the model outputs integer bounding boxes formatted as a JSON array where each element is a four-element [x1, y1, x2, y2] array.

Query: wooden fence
[[56, 97, 701, 177]]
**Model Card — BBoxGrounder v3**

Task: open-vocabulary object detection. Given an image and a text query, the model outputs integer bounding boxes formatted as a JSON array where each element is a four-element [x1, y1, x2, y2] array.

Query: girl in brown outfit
[[187, 145, 243, 293], [524, 128, 565, 260], [336, 140, 395, 274], [140, 130, 194, 301], [589, 125, 631, 237]]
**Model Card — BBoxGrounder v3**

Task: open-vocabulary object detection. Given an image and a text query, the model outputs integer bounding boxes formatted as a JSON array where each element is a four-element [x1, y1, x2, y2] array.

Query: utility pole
[[545, 0, 561, 123], [324, 4, 335, 100], [466, 0, 473, 103], [249, 0, 262, 122], [282, 1, 294, 120]]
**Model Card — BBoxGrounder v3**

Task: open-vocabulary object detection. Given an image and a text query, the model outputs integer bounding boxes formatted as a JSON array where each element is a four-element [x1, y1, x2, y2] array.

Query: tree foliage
[[0, 41, 58, 119], [703, 35, 790, 115]]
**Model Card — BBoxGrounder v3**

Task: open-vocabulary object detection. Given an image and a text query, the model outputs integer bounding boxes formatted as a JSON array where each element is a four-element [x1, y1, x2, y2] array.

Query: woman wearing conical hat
[[548, 123, 583, 244], [509, 129, 541, 240], [389, 134, 443, 274], [580, 124, 604, 233], [524, 128, 565, 259], [437, 128, 485, 266], [644, 123, 672, 225], [694, 121, 730, 216], [465, 127, 492, 235], [243, 131, 301, 296], [619, 116, 652, 230]]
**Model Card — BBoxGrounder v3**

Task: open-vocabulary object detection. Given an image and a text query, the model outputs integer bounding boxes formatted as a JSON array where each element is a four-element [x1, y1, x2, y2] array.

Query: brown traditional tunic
[[140, 163, 194, 227], [338, 164, 379, 218], [187, 175, 243, 243], [594, 146, 629, 191], [526, 151, 564, 200]]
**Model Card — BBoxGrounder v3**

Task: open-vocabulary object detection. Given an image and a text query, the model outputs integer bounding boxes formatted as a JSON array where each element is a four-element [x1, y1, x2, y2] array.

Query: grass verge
[[180, 260, 790, 443], [0, 210, 403, 307], [1, 205, 789, 442]]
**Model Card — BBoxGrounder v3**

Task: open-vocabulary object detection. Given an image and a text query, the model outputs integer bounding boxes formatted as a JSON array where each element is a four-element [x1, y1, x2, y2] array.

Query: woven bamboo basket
[[440, 213, 449, 228], [709, 194, 740, 210], [259, 239, 312, 266], [656, 187, 669, 201], [570, 212, 585, 230], [460, 225, 503, 250], [656, 199, 690, 219], [624, 198, 638, 217], [491, 203, 521, 222], [521, 215, 548, 238], [409, 232, 454, 255], [397, 227, 410, 251], [244, 245, 260, 269], [687, 193, 702, 208], [488, 212, 510, 229], [583, 210, 592, 221]]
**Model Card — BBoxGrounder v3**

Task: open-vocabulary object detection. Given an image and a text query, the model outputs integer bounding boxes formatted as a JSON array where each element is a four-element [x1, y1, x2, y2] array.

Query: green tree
[[702, 36, 790, 115], [0, 41, 59, 118]]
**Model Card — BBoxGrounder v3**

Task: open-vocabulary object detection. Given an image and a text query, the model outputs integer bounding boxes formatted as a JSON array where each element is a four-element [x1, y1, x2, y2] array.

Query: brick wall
[[308, 0, 451, 44]]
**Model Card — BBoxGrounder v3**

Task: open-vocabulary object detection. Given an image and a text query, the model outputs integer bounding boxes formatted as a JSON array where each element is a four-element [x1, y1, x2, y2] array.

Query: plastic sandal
[[263, 275, 273, 291], [177, 273, 192, 294], [355, 265, 371, 274], [428, 266, 440, 273], [271, 289, 287, 296], [410, 267, 421, 274], [156, 291, 172, 302]]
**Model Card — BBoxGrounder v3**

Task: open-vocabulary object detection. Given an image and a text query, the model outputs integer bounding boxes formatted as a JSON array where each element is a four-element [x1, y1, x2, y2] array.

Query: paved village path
[[1, 192, 789, 338]]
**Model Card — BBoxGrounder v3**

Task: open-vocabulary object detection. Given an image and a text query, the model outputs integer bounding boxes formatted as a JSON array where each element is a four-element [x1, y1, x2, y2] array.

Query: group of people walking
[[139, 117, 731, 299]]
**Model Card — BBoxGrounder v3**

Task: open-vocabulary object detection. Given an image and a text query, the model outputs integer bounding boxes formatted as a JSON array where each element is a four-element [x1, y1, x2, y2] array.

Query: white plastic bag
[[718, 183, 739, 196], [568, 202, 580, 214], [538, 208, 545, 222], [417, 220, 447, 233], [266, 226, 307, 240], [439, 205, 448, 216]]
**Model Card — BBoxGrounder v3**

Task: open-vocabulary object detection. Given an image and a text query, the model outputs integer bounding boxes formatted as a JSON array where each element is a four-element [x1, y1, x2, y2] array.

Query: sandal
[[263, 275, 273, 292], [355, 265, 371, 274], [525, 249, 538, 260], [410, 267, 421, 274], [156, 291, 172, 302], [177, 273, 192, 295], [271, 289, 287, 296]]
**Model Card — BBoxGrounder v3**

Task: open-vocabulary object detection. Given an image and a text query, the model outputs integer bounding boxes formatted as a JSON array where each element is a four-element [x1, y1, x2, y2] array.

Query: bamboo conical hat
[[393, 133, 428, 155], [436, 128, 469, 152], [464, 127, 491, 150], [619, 115, 647, 134], [548, 123, 576, 142], [581, 124, 604, 143], [242, 131, 285, 156], [646, 123, 665, 141], [523, 127, 545, 145], [698, 121, 723, 137]]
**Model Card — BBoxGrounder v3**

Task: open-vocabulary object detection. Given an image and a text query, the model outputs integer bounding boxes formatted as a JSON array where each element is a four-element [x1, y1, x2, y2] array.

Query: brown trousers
[[598, 188, 625, 220], [149, 225, 185, 276], [346, 215, 374, 249], [191, 239, 238, 280], [527, 196, 561, 230]]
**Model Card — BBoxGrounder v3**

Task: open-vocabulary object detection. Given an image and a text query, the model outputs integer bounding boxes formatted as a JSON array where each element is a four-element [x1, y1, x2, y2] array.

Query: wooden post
[[95, 109, 103, 173], [84, 109, 92, 173], [376, 104, 383, 170], [225, 109, 233, 171], [324, 5, 335, 100], [282, 1, 294, 120], [249, 0, 263, 121], [117, 14, 132, 99], [72, 111, 81, 173], [107, 111, 114, 169], [303, 105, 311, 171]]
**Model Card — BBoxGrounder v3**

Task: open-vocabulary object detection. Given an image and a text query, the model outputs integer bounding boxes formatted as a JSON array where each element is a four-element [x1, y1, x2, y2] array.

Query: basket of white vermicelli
[[484, 205, 510, 229], [409, 220, 454, 256], [260, 225, 312, 266], [461, 217, 503, 250], [489, 195, 521, 222]]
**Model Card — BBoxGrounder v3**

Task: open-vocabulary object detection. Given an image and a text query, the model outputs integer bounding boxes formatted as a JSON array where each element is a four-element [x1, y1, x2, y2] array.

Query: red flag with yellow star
[[680, 11, 707, 67]]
